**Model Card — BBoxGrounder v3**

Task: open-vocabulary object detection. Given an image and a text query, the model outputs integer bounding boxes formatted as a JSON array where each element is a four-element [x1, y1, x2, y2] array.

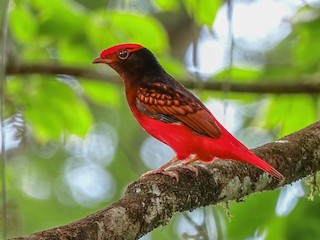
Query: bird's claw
[[197, 163, 210, 171], [140, 169, 180, 181], [167, 164, 199, 176], [181, 164, 199, 176], [140, 155, 201, 181]]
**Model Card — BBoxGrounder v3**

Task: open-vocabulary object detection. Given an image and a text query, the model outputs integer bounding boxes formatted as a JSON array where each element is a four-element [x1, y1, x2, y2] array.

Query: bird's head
[[92, 43, 144, 65], [93, 43, 164, 81]]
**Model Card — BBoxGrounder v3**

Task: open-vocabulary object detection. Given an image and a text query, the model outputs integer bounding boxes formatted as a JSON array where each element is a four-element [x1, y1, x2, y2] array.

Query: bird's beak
[[92, 57, 112, 64]]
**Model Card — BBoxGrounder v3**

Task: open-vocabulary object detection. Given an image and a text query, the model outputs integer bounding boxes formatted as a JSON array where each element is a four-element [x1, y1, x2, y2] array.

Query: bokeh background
[[1, 0, 320, 239]]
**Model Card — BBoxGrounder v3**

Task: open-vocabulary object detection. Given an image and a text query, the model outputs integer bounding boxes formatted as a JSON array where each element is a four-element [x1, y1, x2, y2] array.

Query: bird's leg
[[166, 154, 199, 176], [140, 156, 180, 181], [177, 154, 200, 176]]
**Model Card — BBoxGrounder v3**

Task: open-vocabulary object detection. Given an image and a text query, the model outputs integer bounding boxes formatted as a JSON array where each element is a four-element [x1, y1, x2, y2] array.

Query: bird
[[92, 43, 284, 181]]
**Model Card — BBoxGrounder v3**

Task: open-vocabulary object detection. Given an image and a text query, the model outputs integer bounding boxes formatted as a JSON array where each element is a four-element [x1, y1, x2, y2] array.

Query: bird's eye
[[117, 50, 129, 60]]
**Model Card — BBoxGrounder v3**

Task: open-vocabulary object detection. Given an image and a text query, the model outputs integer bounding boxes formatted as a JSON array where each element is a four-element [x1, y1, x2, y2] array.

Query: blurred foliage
[[1, 0, 320, 239], [183, 0, 221, 26]]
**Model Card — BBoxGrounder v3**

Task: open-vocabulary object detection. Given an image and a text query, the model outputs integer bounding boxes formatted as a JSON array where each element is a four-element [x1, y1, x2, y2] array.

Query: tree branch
[[6, 63, 320, 94], [11, 121, 320, 240]]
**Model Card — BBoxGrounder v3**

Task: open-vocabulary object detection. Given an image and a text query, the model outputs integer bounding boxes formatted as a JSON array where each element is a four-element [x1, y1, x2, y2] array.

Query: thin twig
[[6, 63, 320, 94]]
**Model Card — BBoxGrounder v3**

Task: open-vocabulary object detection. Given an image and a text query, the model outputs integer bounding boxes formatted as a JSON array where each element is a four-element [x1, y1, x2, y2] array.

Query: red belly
[[134, 111, 232, 161]]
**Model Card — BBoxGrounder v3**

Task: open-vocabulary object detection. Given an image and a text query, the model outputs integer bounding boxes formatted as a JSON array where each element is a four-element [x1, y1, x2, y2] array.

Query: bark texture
[[11, 121, 320, 240]]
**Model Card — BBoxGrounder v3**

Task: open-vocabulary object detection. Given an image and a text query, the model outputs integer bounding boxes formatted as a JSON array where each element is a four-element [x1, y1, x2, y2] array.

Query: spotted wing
[[135, 82, 222, 139]]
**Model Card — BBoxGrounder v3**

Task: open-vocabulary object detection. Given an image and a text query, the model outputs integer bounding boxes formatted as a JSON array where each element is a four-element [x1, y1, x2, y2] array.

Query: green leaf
[[88, 11, 169, 52], [183, 0, 221, 26], [213, 67, 262, 82], [81, 81, 121, 107], [7, 77, 92, 142], [264, 95, 317, 136], [58, 39, 93, 66], [9, 4, 37, 43], [32, 0, 86, 40], [229, 190, 281, 239], [263, 9, 320, 77], [285, 197, 320, 240], [154, 0, 180, 11], [267, 217, 287, 240], [293, 17, 320, 73]]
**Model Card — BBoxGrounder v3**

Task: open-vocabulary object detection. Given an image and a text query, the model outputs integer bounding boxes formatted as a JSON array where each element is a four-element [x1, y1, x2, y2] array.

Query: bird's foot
[[140, 168, 179, 181], [140, 155, 203, 181], [167, 154, 200, 176], [175, 164, 199, 176], [141, 156, 180, 181], [178, 163, 199, 177], [197, 163, 210, 171]]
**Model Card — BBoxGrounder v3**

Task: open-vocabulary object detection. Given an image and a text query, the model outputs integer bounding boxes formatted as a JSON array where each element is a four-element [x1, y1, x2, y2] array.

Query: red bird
[[93, 43, 284, 181]]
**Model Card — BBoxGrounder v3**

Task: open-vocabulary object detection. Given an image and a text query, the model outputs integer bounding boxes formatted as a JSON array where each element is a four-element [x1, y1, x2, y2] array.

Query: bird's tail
[[236, 144, 284, 181]]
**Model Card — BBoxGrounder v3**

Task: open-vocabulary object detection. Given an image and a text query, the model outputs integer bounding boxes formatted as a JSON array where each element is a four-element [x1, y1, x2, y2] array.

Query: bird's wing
[[135, 82, 222, 139]]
